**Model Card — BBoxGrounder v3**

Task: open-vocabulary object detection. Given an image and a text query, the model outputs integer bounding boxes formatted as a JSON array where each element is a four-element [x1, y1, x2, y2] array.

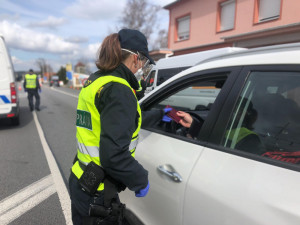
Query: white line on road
[[0, 180, 56, 225], [33, 111, 72, 224], [0, 175, 54, 215], [50, 87, 79, 98]]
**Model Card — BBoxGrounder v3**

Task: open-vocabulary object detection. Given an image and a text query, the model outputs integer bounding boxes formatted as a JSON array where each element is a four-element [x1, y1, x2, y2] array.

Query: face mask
[[134, 68, 143, 81]]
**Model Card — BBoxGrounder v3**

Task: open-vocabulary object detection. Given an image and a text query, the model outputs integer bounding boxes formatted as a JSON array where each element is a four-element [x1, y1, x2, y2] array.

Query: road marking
[[50, 87, 79, 98], [0, 176, 56, 225], [33, 111, 72, 224]]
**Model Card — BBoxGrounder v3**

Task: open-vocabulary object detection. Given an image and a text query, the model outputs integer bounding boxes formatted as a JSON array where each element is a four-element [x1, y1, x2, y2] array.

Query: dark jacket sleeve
[[141, 109, 164, 129], [236, 134, 265, 155], [36, 77, 41, 90], [96, 83, 148, 192], [188, 117, 202, 138]]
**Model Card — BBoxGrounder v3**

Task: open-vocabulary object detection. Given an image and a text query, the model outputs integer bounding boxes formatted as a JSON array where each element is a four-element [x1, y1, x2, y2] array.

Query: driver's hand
[[177, 111, 193, 128]]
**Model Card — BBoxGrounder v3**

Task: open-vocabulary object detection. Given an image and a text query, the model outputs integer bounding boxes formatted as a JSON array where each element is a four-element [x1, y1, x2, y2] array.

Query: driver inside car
[[167, 99, 265, 155]]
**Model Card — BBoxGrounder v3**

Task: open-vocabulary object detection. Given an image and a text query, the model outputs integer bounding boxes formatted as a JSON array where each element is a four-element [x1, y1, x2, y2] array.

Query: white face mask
[[134, 68, 143, 81]]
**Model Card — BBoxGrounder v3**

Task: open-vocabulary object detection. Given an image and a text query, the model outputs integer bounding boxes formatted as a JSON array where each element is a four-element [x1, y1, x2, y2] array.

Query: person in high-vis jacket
[[69, 29, 170, 225], [174, 99, 264, 155], [23, 69, 41, 111]]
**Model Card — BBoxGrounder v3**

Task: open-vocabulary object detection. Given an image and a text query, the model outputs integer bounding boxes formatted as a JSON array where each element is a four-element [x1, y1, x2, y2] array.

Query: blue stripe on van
[[0, 95, 10, 103]]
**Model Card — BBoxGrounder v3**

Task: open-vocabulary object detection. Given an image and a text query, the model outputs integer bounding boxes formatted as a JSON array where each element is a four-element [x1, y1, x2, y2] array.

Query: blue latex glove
[[163, 107, 172, 114], [162, 107, 172, 122], [162, 114, 172, 122], [39, 89, 42, 93], [135, 182, 150, 197]]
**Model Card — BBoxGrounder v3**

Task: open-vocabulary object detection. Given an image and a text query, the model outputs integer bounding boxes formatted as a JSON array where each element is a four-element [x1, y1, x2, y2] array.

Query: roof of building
[[163, 0, 182, 9]]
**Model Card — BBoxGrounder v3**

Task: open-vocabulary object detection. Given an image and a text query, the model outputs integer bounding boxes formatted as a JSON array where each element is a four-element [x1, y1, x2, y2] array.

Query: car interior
[[223, 71, 300, 165], [148, 77, 228, 137]]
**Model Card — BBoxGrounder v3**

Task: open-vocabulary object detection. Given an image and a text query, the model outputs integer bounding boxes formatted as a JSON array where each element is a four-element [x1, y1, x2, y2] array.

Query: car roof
[[154, 47, 245, 69], [145, 42, 300, 97]]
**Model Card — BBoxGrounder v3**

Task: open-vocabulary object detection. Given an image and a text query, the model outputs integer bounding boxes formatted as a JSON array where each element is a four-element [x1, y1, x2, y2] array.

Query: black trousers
[[27, 90, 40, 110], [68, 173, 129, 225]]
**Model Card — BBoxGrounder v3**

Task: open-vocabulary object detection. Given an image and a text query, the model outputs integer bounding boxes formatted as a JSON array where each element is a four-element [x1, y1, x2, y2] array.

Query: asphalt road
[[0, 83, 81, 225]]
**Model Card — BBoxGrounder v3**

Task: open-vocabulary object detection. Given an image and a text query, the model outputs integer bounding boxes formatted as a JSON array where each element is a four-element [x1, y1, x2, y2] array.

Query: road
[[0, 83, 81, 225]]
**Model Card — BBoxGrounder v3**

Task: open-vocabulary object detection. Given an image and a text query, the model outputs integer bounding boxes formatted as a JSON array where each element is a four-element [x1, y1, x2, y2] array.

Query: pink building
[[164, 0, 300, 55]]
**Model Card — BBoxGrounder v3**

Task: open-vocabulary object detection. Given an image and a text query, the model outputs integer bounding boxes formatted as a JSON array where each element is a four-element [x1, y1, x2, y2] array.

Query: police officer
[[69, 29, 168, 225], [23, 69, 41, 111]]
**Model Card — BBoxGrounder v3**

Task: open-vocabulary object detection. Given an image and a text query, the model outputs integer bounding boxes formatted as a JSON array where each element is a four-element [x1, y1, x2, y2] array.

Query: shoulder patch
[[97, 87, 104, 98]]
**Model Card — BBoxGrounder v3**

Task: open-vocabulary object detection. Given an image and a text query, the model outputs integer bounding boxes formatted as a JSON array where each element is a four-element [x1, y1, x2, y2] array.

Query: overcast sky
[[0, 0, 173, 72]]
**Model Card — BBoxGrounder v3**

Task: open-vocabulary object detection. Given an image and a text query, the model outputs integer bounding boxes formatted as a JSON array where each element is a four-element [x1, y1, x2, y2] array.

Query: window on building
[[177, 15, 190, 41], [219, 0, 236, 31], [258, 0, 281, 22]]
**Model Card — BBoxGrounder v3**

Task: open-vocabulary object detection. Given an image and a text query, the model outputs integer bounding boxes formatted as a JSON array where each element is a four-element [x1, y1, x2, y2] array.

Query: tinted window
[[222, 71, 300, 165], [157, 67, 189, 86]]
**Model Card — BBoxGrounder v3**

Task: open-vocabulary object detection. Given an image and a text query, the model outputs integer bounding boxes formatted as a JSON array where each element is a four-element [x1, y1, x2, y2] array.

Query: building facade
[[165, 0, 300, 55]]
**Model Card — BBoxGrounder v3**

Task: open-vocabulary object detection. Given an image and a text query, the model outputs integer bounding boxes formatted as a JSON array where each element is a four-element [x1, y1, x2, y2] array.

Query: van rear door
[[0, 38, 13, 114]]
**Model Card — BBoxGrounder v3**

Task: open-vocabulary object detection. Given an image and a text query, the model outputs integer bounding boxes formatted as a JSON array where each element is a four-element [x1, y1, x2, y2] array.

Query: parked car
[[0, 35, 19, 125], [144, 47, 246, 95], [121, 43, 300, 225], [49, 75, 60, 87]]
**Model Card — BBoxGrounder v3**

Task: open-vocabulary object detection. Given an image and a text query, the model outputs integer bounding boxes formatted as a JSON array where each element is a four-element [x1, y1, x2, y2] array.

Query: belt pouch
[[78, 161, 105, 195]]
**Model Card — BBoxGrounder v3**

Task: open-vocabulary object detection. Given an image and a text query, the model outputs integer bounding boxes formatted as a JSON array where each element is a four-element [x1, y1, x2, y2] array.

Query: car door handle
[[157, 165, 182, 183]]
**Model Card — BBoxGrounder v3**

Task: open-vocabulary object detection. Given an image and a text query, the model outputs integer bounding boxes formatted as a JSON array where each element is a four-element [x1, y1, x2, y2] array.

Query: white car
[[144, 47, 245, 94], [121, 43, 300, 225]]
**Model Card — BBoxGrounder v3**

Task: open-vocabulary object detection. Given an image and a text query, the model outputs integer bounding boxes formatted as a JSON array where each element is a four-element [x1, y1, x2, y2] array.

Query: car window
[[146, 70, 155, 87], [222, 71, 300, 165], [147, 74, 228, 139], [157, 67, 189, 86]]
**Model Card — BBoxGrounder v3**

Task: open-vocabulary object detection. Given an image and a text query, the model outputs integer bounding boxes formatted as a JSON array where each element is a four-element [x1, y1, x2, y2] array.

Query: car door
[[183, 65, 300, 225], [120, 67, 241, 225]]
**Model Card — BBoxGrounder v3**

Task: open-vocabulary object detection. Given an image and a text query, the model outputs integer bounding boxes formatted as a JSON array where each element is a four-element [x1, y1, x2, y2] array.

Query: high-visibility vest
[[136, 80, 143, 92], [25, 74, 37, 89], [72, 75, 142, 191], [226, 127, 256, 148]]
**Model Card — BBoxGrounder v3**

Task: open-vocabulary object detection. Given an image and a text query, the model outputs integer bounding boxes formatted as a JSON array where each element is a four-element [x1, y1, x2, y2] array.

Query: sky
[[0, 0, 174, 72]]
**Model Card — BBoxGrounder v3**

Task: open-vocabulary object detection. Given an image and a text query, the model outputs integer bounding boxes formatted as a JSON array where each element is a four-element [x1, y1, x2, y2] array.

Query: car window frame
[[140, 66, 242, 145], [207, 64, 300, 172]]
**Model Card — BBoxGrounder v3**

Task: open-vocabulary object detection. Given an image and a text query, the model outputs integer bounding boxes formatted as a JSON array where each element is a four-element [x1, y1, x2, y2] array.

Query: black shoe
[[36, 108, 40, 111], [30, 108, 34, 111]]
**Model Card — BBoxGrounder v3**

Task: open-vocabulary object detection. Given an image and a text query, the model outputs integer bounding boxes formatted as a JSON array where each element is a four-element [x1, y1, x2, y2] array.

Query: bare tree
[[35, 58, 46, 76], [119, 0, 161, 41], [152, 29, 168, 50], [35, 58, 53, 78], [77, 58, 92, 74]]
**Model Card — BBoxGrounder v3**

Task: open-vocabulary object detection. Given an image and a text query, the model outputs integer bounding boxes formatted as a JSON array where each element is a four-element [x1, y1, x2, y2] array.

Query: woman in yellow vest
[[69, 29, 167, 225]]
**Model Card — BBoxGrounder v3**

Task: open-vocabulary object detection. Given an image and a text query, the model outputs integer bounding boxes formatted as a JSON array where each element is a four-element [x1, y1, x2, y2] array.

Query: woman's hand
[[177, 111, 193, 128]]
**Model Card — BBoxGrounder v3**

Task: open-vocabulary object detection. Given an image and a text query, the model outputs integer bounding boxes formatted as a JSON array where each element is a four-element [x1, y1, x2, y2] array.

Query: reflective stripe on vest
[[72, 75, 142, 191], [25, 74, 37, 89], [136, 80, 143, 92], [226, 127, 256, 148]]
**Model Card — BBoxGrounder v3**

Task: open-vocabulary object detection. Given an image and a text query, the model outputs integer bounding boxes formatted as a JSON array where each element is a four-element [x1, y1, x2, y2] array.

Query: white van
[[0, 35, 19, 125], [144, 47, 246, 94]]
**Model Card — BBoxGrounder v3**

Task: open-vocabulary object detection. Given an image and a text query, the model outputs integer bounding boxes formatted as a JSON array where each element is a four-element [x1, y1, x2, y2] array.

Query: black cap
[[118, 29, 155, 65], [29, 69, 33, 72]]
